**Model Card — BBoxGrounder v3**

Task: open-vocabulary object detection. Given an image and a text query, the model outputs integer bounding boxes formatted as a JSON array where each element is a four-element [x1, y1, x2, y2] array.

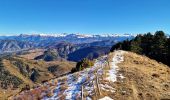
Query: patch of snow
[[39, 51, 125, 99], [107, 68, 117, 82], [100, 84, 115, 93], [62, 51, 124, 99], [118, 74, 125, 79], [63, 55, 108, 99], [99, 96, 114, 100], [86, 96, 92, 100], [43, 80, 61, 100], [106, 50, 125, 82], [64, 74, 87, 100]]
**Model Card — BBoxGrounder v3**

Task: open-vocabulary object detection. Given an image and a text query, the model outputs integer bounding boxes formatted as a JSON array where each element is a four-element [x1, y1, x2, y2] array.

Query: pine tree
[[130, 35, 142, 54], [166, 37, 170, 65], [151, 31, 167, 61], [141, 32, 153, 56]]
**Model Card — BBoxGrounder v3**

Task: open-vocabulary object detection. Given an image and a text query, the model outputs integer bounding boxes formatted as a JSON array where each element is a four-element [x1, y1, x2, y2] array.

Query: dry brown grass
[[90, 51, 170, 100], [0, 53, 76, 99], [19, 49, 45, 60], [112, 51, 170, 100], [0, 89, 20, 100], [3, 59, 34, 85]]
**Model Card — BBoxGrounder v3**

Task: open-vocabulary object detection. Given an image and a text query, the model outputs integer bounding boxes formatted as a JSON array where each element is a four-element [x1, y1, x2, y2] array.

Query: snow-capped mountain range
[[0, 33, 136, 37], [0, 33, 135, 53], [0, 33, 135, 44], [18, 33, 137, 38]]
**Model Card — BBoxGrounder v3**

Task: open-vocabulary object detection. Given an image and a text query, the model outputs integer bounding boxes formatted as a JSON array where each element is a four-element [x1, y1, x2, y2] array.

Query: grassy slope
[[88, 51, 170, 100], [112, 51, 170, 100], [3, 59, 34, 85], [0, 55, 76, 99], [19, 49, 45, 60]]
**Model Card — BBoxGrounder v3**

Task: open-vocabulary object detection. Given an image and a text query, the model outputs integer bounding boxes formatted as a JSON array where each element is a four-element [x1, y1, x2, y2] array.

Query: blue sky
[[0, 0, 170, 35]]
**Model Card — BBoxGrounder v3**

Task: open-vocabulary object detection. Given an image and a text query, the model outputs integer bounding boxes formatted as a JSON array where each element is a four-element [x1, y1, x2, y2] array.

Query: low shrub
[[71, 58, 94, 73]]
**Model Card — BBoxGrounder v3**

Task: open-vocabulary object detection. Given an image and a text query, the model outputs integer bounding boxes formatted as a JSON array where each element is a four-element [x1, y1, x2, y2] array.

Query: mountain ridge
[[0, 33, 134, 53]]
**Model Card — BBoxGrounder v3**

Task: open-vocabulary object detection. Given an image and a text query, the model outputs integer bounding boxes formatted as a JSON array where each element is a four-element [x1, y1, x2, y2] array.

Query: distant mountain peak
[[17, 33, 136, 38]]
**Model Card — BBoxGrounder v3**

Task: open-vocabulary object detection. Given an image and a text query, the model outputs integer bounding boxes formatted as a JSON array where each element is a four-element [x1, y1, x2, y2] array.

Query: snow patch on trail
[[100, 84, 115, 93], [42, 51, 124, 100], [63, 56, 108, 100], [42, 80, 61, 100], [63, 50, 124, 100], [99, 96, 114, 100], [64, 73, 89, 100], [106, 50, 125, 82]]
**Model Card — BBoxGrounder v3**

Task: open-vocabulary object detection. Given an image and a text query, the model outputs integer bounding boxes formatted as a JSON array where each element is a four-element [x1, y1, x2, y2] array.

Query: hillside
[[10, 50, 170, 100], [0, 55, 76, 99], [46, 42, 79, 59], [0, 40, 35, 53], [18, 49, 45, 60], [34, 49, 61, 61], [68, 46, 110, 62], [33, 43, 110, 62], [110, 51, 170, 99]]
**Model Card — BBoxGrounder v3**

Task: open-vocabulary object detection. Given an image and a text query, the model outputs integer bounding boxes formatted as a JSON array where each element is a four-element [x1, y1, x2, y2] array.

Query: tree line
[[110, 31, 170, 66]]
